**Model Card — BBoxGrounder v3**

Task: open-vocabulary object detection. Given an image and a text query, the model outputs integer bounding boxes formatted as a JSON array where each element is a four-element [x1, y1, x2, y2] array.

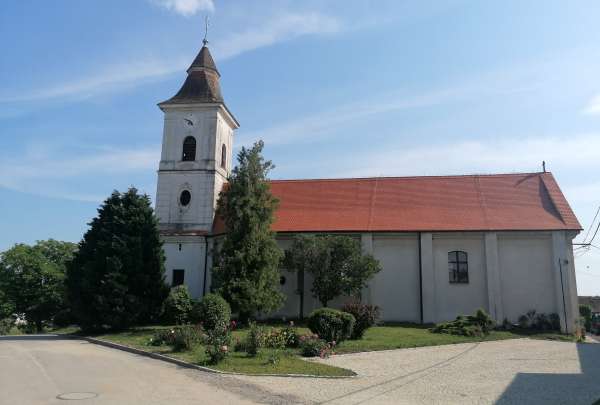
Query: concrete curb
[[76, 335, 357, 379]]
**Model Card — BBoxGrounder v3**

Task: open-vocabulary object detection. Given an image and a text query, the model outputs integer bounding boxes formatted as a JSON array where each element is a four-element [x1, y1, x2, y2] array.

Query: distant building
[[579, 296, 600, 313], [154, 43, 582, 333]]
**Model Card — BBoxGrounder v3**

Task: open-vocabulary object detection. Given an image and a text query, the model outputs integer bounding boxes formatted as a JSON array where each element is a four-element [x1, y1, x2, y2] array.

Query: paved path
[[237, 339, 600, 405], [3, 336, 600, 404], [0, 335, 299, 405]]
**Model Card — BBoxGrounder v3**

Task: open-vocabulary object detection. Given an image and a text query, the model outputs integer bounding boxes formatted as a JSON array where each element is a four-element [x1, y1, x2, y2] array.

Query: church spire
[[159, 38, 223, 106]]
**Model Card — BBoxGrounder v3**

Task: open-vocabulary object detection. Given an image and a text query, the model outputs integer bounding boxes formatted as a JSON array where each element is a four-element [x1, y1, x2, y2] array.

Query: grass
[[335, 324, 575, 354], [92, 326, 354, 377], [6, 325, 80, 336], [49, 323, 574, 377]]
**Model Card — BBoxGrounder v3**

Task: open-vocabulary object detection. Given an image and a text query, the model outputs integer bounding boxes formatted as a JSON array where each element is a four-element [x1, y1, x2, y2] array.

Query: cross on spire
[[203, 15, 210, 46]]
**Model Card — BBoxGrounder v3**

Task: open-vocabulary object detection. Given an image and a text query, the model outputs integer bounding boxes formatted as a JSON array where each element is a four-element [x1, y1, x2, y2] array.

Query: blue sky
[[1, 0, 600, 293]]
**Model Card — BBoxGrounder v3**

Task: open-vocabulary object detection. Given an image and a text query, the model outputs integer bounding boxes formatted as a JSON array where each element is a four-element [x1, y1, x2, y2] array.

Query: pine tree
[[212, 141, 284, 322], [66, 188, 168, 330]]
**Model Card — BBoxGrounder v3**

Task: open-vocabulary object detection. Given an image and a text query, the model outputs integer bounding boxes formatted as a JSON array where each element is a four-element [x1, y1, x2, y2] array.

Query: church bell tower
[[155, 40, 239, 297]]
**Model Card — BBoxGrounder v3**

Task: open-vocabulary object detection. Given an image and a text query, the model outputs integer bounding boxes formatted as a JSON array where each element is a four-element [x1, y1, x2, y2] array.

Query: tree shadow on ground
[[496, 343, 600, 404]]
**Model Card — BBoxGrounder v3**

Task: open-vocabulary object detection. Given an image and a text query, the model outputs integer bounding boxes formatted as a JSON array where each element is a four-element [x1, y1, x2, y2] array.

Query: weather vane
[[203, 15, 210, 46]]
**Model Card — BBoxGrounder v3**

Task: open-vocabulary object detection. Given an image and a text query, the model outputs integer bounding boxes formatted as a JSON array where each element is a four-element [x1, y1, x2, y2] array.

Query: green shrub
[[0, 318, 13, 335], [580, 305, 592, 331], [245, 322, 267, 356], [149, 325, 202, 350], [549, 313, 561, 331], [299, 334, 334, 358], [204, 323, 231, 364], [162, 285, 194, 325], [518, 315, 529, 329], [307, 308, 355, 343], [172, 325, 202, 351], [342, 301, 380, 339], [52, 309, 73, 328], [191, 293, 231, 331], [431, 308, 494, 337], [281, 321, 300, 348]]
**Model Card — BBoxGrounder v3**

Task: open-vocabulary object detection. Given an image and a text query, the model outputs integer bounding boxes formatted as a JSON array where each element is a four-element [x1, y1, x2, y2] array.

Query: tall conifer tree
[[66, 188, 168, 330], [212, 141, 284, 321]]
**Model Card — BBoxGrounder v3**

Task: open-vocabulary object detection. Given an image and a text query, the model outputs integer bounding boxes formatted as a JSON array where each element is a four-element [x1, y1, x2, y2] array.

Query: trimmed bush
[[162, 285, 194, 325], [431, 308, 494, 337], [307, 308, 355, 343], [299, 334, 334, 358], [342, 301, 380, 339], [191, 293, 231, 331]]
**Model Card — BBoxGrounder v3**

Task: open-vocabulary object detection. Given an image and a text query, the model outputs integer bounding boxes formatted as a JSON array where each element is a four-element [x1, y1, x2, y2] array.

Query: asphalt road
[[0, 335, 299, 405]]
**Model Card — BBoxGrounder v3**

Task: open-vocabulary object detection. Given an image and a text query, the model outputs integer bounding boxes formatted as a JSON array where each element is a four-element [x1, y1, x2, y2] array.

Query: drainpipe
[[558, 258, 568, 333], [418, 232, 424, 324], [202, 236, 209, 297]]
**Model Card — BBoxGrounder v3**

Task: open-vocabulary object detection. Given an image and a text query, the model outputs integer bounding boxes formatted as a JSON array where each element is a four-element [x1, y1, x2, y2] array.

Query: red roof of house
[[214, 172, 581, 234]]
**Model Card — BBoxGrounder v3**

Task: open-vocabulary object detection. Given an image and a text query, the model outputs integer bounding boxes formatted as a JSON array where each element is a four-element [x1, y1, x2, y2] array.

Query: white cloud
[[0, 144, 160, 202], [0, 11, 340, 104], [151, 0, 214, 16], [583, 94, 600, 115], [0, 57, 188, 103], [329, 133, 600, 180], [213, 12, 341, 60]]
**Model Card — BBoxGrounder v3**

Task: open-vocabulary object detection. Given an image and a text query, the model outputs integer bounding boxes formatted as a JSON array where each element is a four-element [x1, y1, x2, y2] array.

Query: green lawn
[[92, 326, 354, 377], [83, 323, 574, 376], [335, 324, 574, 354]]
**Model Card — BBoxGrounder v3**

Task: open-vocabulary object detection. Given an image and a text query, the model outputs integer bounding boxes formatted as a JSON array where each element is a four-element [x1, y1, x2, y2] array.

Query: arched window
[[221, 144, 227, 169], [182, 136, 196, 161], [448, 251, 468, 283]]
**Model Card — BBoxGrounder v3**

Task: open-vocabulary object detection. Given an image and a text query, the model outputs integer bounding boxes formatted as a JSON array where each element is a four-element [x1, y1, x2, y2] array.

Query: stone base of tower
[[161, 234, 208, 299]]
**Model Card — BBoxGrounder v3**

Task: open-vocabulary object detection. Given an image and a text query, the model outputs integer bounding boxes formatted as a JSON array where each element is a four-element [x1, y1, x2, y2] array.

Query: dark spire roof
[[187, 45, 219, 75], [160, 45, 223, 105]]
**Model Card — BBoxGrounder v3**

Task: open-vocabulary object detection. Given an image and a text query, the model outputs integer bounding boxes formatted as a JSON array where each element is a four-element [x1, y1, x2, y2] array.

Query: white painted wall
[[432, 233, 488, 323], [202, 231, 577, 329], [155, 106, 234, 232], [498, 233, 556, 323], [162, 238, 206, 299], [370, 234, 421, 322]]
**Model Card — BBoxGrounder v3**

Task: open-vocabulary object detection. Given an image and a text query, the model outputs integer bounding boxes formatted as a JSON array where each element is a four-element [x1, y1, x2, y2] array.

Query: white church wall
[[370, 234, 421, 322], [432, 233, 488, 323], [498, 233, 556, 323], [162, 238, 206, 299], [270, 238, 302, 319], [156, 172, 217, 230]]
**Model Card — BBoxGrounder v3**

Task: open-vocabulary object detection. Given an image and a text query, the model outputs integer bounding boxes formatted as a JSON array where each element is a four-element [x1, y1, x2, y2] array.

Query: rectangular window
[[448, 251, 469, 284], [172, 269, 185, 286]]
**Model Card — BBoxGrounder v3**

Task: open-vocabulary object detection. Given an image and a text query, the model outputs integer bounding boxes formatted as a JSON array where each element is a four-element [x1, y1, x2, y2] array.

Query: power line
[[588, 221, 600, 245], [583, 205, 600, 243]]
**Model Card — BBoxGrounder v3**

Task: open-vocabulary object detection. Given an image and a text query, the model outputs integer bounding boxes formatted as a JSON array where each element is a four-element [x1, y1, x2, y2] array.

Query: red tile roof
[[214, 172, 581, 234]]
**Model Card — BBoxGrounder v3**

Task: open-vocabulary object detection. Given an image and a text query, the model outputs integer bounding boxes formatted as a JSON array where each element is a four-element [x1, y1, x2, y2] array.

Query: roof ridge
[[267, 172, 549, 183]]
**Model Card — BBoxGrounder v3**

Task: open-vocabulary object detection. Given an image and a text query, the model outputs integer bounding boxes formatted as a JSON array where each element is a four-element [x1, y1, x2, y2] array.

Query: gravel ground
[[236, 338, 600, 405]]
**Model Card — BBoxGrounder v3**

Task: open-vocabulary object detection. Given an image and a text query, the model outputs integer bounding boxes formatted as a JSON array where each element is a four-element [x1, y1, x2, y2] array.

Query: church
[[154, 42, 581, 333]]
